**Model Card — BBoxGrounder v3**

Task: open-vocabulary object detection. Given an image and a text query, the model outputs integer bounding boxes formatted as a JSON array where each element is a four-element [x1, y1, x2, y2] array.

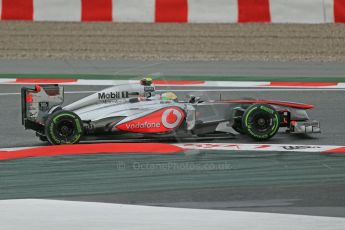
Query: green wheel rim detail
[[75, 119, 82, 133], [259, 105, 274, 114], [269, 113, 280, 136], [243, 104, 280, 140], [53, 113, 76, 123], [46, 111, 83, 145], [244, 107, 257, 127]]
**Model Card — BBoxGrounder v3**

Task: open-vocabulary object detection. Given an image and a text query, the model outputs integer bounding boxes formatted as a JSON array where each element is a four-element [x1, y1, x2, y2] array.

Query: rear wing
[[21, 84, 64, 131]]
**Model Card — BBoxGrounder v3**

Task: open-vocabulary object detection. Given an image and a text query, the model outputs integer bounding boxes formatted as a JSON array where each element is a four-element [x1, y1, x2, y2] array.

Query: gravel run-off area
[[0, 22, 344, 62]]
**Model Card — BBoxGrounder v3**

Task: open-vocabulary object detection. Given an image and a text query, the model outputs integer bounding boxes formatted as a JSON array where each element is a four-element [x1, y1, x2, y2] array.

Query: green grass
[[0, 73, 345, 82]]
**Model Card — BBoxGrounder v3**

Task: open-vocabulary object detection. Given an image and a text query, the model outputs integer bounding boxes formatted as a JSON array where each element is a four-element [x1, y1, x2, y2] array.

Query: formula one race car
[[21, 78, 320, 145]]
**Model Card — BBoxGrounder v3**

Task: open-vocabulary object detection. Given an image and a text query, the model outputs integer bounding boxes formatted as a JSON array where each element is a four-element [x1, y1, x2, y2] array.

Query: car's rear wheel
[[242, 104, 280, 140], [45, 110, 83, 145]]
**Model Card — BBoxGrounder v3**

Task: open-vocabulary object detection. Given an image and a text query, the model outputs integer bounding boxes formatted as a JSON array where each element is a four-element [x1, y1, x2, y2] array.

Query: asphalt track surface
[[1, 59, 345, 77], [1, 60, 345, 218]]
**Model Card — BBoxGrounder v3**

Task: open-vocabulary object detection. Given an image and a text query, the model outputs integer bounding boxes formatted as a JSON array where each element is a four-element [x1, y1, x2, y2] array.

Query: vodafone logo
[[125, 122, 160, 129], [116, 106, 185, 133], [161, 108, 183, 129]]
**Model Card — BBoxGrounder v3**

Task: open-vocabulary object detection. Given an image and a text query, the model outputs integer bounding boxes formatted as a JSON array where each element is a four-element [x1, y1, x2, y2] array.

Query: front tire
[[45, 110, 83, 145], [242, 104, 280, 141]]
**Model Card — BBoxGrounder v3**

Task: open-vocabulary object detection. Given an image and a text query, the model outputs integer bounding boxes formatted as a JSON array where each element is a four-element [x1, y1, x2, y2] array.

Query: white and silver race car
[[21, 78, 320, 145]]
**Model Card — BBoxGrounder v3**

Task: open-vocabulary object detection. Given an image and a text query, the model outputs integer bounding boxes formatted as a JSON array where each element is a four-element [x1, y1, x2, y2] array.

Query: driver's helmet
[[140, 77, 153, 86], [161, 92, 178, 101]]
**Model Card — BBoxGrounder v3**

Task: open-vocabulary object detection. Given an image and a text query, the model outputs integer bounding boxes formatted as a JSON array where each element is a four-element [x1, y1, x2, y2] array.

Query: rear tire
[[242, 104, 280, 141], [45, 110, 83, 145]]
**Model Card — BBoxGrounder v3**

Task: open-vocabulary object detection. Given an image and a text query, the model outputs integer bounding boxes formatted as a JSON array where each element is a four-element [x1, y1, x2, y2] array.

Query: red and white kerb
[[0, 0, 344, 23]]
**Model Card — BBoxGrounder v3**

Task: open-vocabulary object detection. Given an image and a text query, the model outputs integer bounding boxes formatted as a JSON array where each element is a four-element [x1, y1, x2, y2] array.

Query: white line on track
[[157, 89, 345, 92], [1, 88, 345, 96], [0, 91, 96, 96]]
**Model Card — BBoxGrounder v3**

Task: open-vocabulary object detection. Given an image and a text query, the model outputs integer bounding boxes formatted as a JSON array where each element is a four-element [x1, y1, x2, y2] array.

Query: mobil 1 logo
[[98, 91, 129, 102]]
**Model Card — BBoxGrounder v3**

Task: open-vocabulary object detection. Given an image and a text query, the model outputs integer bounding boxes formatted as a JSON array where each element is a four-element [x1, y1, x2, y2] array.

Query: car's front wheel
[[45, 110, 83, 145], [242, 104, 280, 140]]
